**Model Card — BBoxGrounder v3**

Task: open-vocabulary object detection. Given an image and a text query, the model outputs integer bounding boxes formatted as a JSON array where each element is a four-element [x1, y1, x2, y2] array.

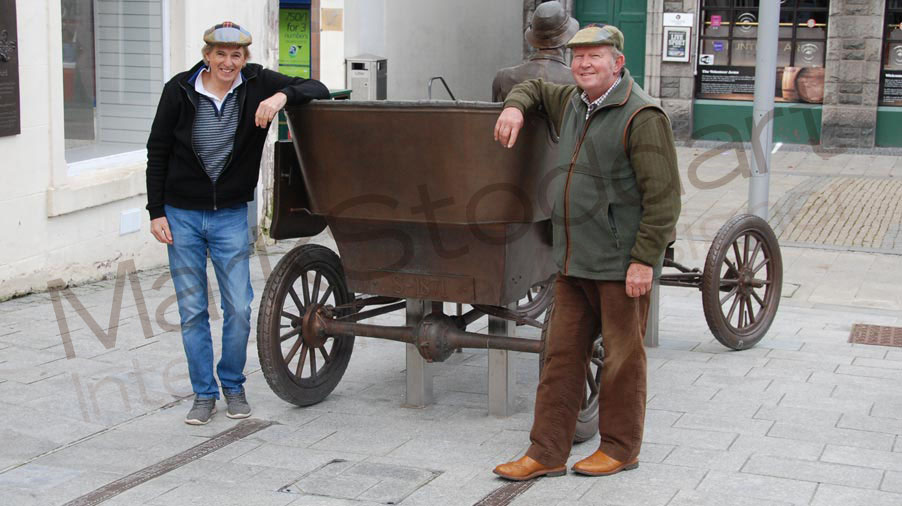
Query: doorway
[[573, 0, 647, 89]]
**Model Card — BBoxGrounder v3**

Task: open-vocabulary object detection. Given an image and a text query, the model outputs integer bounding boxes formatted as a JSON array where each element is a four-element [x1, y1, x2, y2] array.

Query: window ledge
[[47, 162, 146, 217]]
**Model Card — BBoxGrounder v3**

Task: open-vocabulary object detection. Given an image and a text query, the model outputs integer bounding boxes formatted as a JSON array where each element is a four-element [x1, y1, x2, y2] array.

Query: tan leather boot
[[493, 455, 567, 481], [571, 450, 639, 476]]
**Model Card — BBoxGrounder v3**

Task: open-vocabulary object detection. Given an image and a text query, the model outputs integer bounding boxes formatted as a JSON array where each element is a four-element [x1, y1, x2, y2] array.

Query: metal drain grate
[[849, 324, 902, 347]]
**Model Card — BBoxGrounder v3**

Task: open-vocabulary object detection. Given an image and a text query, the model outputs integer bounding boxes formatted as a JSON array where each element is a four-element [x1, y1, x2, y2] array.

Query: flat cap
[[203, 21, 253, 46], [566, 24, 624, 51]]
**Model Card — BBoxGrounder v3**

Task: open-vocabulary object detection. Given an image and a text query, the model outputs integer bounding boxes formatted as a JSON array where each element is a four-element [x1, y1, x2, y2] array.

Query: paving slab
[[741, 454, 884, 489], [695, 470, 818, 505], [821, 444, 902, 472], [147, 481, 298, 506], [811, 484, 902, 506], [667, 489, 794, 506]]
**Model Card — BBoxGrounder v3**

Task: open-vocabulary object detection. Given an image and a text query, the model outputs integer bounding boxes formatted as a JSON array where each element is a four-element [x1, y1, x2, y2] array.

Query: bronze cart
[[257, 101, 782, 441]]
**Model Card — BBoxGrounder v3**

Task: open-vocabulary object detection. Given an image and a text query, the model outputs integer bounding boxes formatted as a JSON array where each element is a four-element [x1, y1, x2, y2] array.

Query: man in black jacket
[[146, 22, 329, 425]]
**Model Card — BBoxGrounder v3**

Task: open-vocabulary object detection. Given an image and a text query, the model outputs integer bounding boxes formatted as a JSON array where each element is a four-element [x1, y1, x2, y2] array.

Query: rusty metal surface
[[329, 219, 555, 306], [279, 100, 560, 305], [849, 324, 902, 347], [473, 480, 537, 506], [284, 100, 559, 224], [270, 140, 327, 239], [312, 306, 543, 362]]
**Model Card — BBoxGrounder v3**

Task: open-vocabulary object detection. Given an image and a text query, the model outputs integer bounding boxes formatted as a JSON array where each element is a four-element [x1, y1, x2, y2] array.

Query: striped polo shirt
[[193, 70, 243, 182]]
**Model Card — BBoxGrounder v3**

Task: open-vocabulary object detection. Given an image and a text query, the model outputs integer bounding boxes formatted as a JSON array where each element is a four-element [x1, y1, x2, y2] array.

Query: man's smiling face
[[570, 45, 624, 101], [205, 45, 247, 87]]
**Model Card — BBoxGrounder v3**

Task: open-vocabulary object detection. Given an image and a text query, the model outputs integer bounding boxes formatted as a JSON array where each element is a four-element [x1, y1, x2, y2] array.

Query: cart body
[[273, 100, 559, 306]]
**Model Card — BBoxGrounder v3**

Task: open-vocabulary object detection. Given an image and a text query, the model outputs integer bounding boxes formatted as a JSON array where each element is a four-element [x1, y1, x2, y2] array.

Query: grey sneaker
[[185, 397, 217, 425], [224, 390, 251, 419]]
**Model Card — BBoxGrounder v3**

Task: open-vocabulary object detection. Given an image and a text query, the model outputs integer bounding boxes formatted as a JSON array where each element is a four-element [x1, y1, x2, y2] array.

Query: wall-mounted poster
[[663, 26, 691, 63], [879, 3, 902, 105], [0, 0, 20, 137], [696, 0, 828, 103], [279, 8, 311, 78], [696, 64, 824, 103]]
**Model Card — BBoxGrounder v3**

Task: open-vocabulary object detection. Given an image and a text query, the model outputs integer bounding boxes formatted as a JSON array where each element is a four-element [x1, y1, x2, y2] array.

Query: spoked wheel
[[539, 301, 602, 443], [514, 275, 555, 321], [702, 214, 783, 350], [257, 244, 355, 406]]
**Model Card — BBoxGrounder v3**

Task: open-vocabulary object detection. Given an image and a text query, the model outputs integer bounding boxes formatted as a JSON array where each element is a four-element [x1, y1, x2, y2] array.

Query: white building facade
[[0, 0, 523, 299]]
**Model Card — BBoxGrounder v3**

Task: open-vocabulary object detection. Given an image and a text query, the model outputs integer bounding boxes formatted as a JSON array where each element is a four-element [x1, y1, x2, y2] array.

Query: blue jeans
[[165, 204, 253, 399]]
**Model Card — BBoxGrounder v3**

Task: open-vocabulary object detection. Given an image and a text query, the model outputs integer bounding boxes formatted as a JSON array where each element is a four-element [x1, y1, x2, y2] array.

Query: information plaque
[[0, 0, 20, 137]]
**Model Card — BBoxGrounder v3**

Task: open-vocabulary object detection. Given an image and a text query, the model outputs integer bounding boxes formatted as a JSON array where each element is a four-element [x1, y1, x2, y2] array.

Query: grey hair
[[201, 43, 251, 66]]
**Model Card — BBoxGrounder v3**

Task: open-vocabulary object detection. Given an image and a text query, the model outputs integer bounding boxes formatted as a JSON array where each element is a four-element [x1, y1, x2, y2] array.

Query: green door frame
[[573, 0, 647, 89]]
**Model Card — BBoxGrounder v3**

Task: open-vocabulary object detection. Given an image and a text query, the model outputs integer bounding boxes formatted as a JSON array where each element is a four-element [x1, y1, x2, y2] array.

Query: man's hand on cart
[[494, 107, 525, 148], [255, 92, 288, 128]]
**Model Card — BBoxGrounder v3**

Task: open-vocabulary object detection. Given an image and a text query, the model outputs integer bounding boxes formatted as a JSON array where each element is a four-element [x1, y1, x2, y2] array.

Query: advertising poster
[[279, 8, 311, 79], [882, 70, 902, 105], [278, 7, 312, 139], [696, 62, 825, 104], [881, 39, 902, 105], [663, 27, 690, 62]]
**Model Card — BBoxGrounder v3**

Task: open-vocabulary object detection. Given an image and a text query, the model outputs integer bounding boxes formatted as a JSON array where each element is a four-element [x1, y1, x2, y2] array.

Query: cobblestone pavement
[[1, 146, 902, 505]]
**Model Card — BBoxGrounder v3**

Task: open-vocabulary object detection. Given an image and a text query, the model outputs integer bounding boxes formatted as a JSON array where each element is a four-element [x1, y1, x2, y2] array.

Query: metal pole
[[644, 279, 660, 348], [487, 306, 515, 417], [748, 0, 779, 219], [405, 299, 433, 408]]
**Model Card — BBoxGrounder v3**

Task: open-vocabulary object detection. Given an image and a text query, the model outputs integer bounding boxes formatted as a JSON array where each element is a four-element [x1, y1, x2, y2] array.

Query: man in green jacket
[[492, 24, 681, 481]]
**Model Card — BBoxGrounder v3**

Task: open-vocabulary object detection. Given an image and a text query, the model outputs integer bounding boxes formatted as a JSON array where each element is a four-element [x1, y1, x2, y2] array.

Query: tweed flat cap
[[203, 21, 253, 46], [566, 24, 624, 51]]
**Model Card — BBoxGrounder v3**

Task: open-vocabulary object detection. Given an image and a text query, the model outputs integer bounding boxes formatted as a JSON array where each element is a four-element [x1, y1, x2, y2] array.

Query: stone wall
[[821, 0, 884, 148], [657, 0, 696, 140]]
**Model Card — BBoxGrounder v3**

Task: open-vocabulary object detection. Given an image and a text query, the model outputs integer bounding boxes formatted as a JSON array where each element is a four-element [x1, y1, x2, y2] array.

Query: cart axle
[[304, 305, 543, 363]]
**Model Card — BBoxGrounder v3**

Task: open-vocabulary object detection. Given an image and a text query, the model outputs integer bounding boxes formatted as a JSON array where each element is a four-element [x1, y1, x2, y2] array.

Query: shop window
[[880, 0, 902, 105], [61, 0, 164, 166], [696, 0, 828, 103]]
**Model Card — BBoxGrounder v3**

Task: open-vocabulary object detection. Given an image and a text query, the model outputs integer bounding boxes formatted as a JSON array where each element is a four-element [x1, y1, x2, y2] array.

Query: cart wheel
[[702, 214, 782, 350], [539, 301, 601, 443], [515, 275, 554, 321], [257, 244, 355, 406]]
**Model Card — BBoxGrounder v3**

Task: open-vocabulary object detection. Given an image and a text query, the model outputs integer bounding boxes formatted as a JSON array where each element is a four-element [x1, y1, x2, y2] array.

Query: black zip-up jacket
[[145, 60, 330, 219]]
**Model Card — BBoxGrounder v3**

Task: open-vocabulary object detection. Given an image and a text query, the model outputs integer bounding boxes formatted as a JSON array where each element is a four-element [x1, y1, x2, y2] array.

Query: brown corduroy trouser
[[526, 273, 650, 467]]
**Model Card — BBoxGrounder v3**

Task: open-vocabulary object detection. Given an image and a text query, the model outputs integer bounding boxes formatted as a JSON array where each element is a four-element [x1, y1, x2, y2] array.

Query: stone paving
[[769, 176, 902, 251], [1, 146, 902, 505]]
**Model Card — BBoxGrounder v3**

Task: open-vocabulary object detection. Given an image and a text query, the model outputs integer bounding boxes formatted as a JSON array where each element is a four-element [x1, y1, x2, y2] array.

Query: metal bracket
[[427, 76, 456, 100]]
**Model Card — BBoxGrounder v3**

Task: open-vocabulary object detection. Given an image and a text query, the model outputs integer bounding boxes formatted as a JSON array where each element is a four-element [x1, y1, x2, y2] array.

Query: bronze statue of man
[[492, 1, 578, 102]]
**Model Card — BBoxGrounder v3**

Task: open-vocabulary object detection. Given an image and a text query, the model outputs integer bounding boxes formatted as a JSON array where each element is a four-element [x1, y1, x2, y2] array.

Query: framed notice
[[662, 26, 691, 63]]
